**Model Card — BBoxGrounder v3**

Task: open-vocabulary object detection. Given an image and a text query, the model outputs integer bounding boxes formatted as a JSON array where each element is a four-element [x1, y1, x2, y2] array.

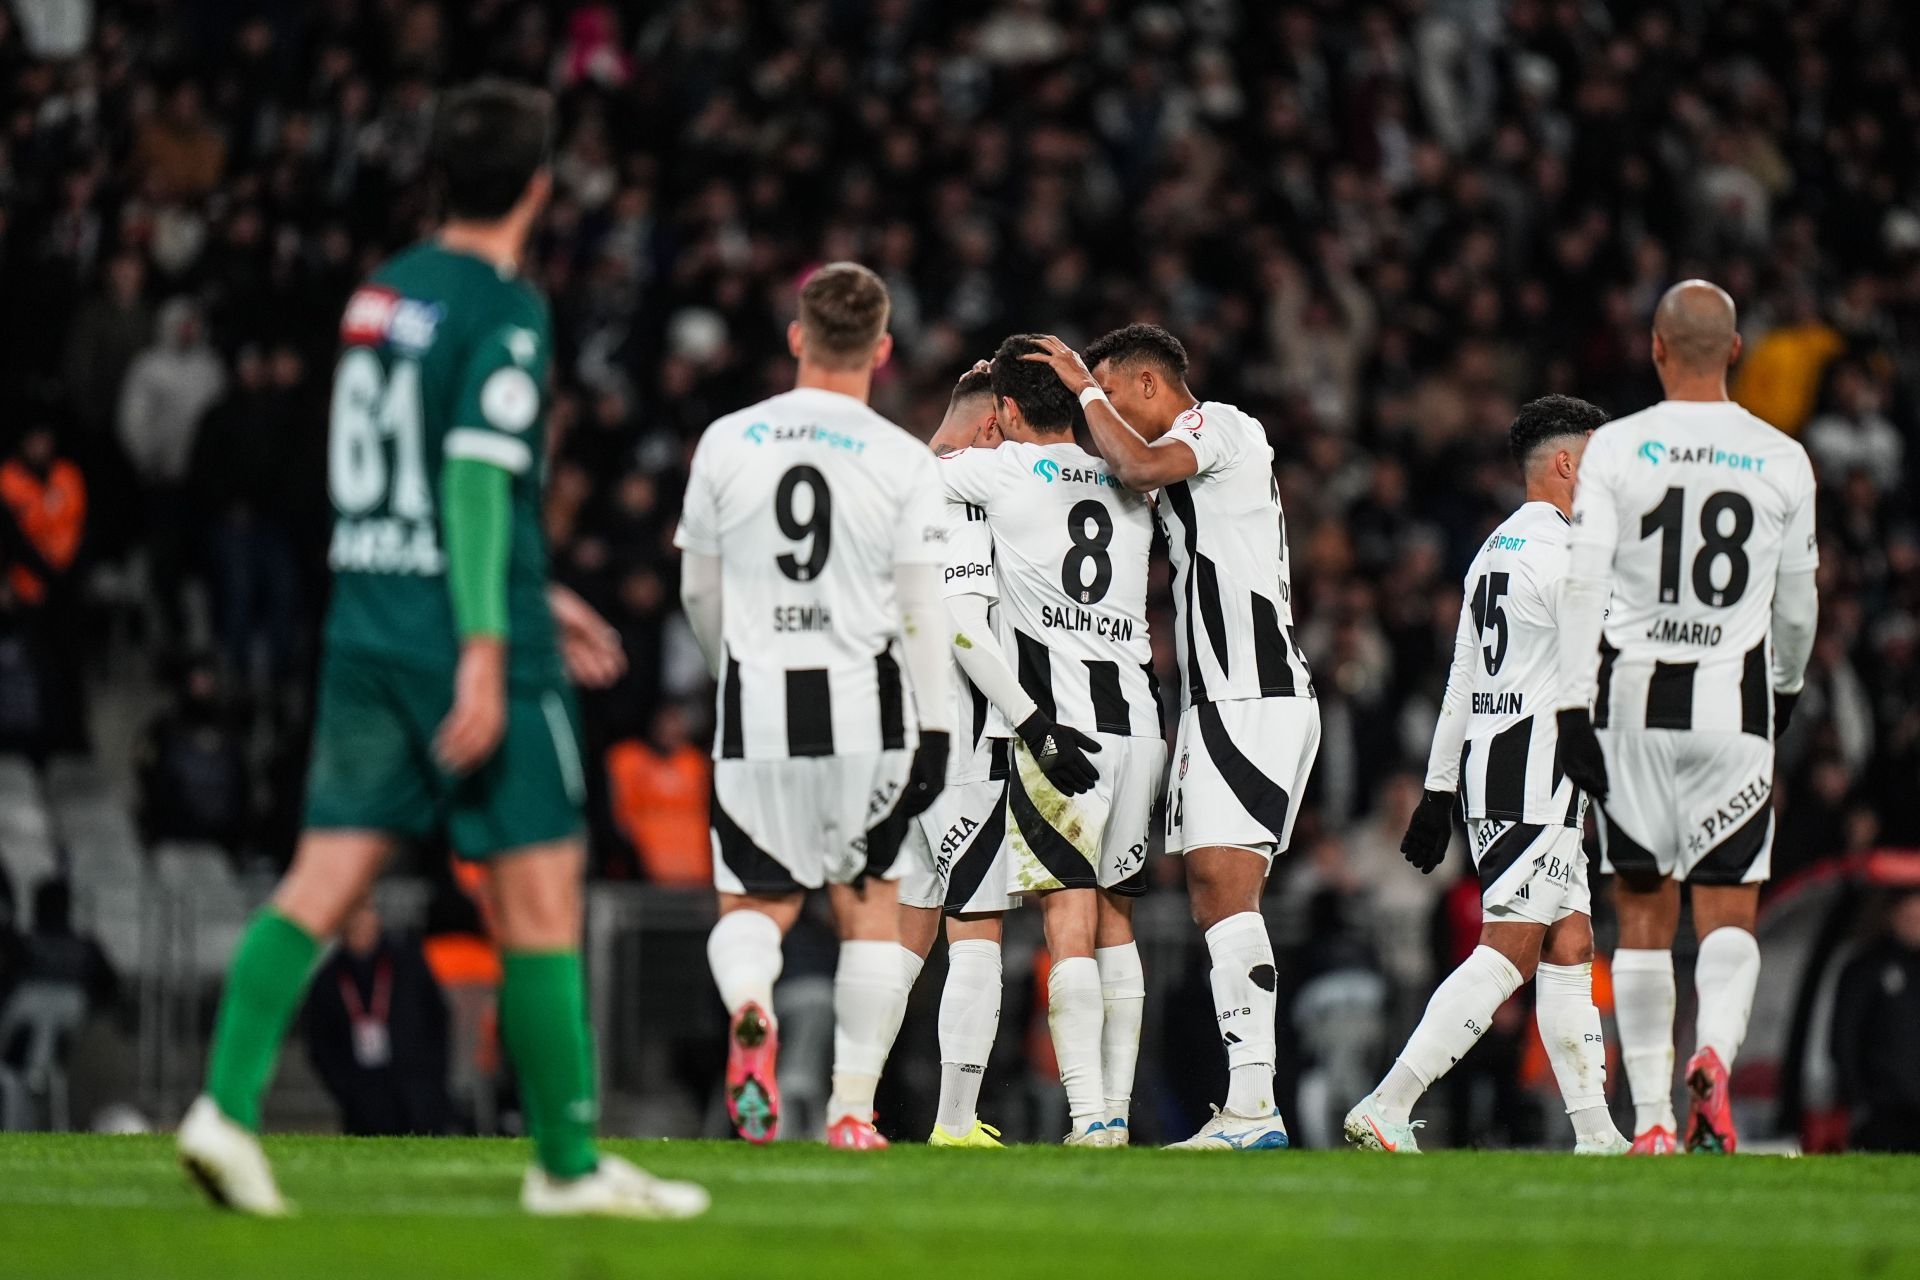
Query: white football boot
[[1165, 1105, 1291, 1150], [1575, 1129, 1632, 1155], [177, 1095, 291, 1216], [522, 1154, 710, 1219], [1342, 1093, 1422, 1153], [1063, 1120, 1122, 1147]]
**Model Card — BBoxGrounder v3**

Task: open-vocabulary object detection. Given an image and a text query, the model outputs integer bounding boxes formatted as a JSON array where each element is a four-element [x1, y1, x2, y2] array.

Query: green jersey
[[324, 241, 561, 685]]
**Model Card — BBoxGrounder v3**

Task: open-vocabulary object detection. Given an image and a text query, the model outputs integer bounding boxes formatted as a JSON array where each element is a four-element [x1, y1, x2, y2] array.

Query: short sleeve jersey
[[675, 388, 946, 760], [323, 241, 561, 685], [1569, 400, 1819, 736]]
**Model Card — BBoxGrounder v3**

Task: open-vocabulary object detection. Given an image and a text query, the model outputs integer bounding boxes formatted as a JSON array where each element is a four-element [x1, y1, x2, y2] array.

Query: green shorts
[[304, 649, 586, 859]]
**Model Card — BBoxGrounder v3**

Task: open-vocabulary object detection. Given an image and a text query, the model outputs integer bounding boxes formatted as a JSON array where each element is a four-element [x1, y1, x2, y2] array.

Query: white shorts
[[1596, 728, 1775, 886], [710, 751, 913, 895], [1007, 732, 1165, 895], [1469, 819, 1590, 927], [1166, 697, 1320, 859], [897, 743, 1017, 915]]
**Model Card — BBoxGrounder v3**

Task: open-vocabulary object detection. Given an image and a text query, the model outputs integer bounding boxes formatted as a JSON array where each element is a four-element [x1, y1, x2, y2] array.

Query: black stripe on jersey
[[1251, 593, 1296, 697], [1196, 701, 1292, 838], [1483, 717, 1532, 819], [1140, 662, 1165, 734], [1593, 641, 1619, 730], [1015, 629, 1057, 722], [1600, 809, 1661, 879], [1086, 660, 1132, 735], [1563, 785, 1581, 829], [1474, 821, 1544, 893], [943, 778, 1009, 914], [988, 737, 1012, 781], [785, 669, 835, 756], [875, 650, 907, 750], [1645, 661, 1696, 731], [721, 657, 745, 759], [1195, 554, 1231, 678], [1689, 805, 1772, 886], [1740, 641, 1769, 738], [1008, 764, 1097, 889], [969, 678, 990, 754], [1164, 481, 1207, 702], [711, 785, 801, 893]]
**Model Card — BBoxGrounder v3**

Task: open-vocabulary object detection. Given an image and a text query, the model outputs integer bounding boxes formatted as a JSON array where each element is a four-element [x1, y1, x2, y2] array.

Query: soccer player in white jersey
[[892, 364, 1020, 1148], [1554, 281, 1819, 1155], [675, 263, 954, 1150], [939, 334, 1165, 1146], [1025, 326, 1316, 1151], [1344, 395, 1629, 1155]]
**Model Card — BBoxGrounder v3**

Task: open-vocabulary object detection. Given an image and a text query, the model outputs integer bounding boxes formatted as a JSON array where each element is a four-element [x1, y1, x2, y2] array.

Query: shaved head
[[1653, 279, 1738, 372]]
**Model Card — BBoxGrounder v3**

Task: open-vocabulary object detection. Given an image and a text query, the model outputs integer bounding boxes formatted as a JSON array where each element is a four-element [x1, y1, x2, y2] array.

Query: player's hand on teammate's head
[[899, 730, 950, 819], [1015, 710, 1102, 796], [1400, 789, 1456, 874], [436, 638, 508, 774], [1555, 707, 1609, 802], [549, 584, 626, 688], [1018, 335, 1097, 396]]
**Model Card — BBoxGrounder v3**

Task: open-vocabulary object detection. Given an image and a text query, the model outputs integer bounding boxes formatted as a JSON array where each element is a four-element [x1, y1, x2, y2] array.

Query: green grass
[[2, 1134, 1917, 1279]]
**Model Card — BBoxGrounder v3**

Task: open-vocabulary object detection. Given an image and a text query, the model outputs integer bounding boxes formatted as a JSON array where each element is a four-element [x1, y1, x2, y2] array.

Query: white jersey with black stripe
[[938, 439, 1160, 738], [1154, 401, 1313, 711], [674, 387, 947, 760], [1431, 502, 1584, 828], [940, 493, 1013, 784], [1569, 400, 1818, 737]]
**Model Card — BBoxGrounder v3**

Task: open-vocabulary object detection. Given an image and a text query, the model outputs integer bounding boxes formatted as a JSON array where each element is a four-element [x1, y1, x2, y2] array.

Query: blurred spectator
[[1731, 288, 1843, 434], [133, 656, 255, 856], [132, 80, 227, 204], [62, 251, 151, 437], [304, 901, 452, 1137], [1830, 890, 1920, 1153], [1803, 363, 1903, 494], [0, 413, 88, 756], [606, 703, 710, 885], [117, 298, 224, 645], [13, 879, 117, 1013]]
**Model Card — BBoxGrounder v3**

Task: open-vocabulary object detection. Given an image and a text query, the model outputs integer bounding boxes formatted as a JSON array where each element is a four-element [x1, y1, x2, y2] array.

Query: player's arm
[[1021, 335, 1201, 491], [1553, 442, 1622, 799], [548, 583, 625, 688], [947, 593, 1100, 795], [1770, 464, 1821, 732], [892, 452, 956, 818], [927, 359, 993, 455], [672, 431, 725, 678], [1404, 601, 1476, 873]]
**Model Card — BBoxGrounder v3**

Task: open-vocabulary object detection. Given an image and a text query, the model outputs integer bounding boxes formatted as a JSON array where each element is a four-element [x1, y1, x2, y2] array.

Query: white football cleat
[[522, 1154, 710, 1219], [1103, 1117, 1131, 1146], [177, 1095, 291, 1216], [1342, 1093, 1422, 1154], [1575, 1129, 1632, 1155], [1165, 1105, 1291, 1150], [1063, 1120, 1122, 1147]]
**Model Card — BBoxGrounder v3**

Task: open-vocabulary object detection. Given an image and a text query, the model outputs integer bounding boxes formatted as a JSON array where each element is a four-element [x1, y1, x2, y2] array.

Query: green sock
[[205, 909, 322, 1130], [501, 950, 600, 1180]]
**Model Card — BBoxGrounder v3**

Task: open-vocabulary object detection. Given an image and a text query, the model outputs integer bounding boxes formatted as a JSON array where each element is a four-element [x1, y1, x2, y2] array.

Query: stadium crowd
[[2, 0, 1920, 1140]]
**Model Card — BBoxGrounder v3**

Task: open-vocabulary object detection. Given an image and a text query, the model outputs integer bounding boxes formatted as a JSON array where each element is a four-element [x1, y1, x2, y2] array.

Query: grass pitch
[[2, 1134, 1916, 1279]]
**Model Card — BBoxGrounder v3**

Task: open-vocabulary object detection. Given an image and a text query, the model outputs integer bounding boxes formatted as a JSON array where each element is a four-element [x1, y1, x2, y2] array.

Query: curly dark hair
[[1083, 323, 1190, 380], [989, 334, 1077, 433], [1508, 394, 1608, 468]]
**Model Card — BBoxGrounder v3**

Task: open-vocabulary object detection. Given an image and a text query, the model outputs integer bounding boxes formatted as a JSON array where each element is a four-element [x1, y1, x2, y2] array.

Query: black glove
[[1015, 710, 1102, 795], [898, 730, 949, 819], [1400, 789, 1457, 874], [1774, 690, 1800, 737], [1556, 707, 1609, 802]]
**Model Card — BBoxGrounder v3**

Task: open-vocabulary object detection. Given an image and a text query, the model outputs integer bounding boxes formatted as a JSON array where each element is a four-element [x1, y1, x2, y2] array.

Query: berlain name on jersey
[[1042, 603, 1135, 641], [1645, 618, 1723, 646], [1473, 691, 1523, 715], [772, 602, 834, 632]]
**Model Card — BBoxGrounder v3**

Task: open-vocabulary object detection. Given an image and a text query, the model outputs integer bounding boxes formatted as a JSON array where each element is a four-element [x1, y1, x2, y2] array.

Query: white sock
[[1375, 944, 1524, 1124], [1612, 948, 1677, 1133], [828, 940, 908, 1123], [707, 910, 784, 1023], [936, 939, 1002, 1134], [1206, 912, 1280, 1117], [1095, 942, 1144, 1125], [1694, 927, 1761, 1066], [899, 944, 927, 991], [1535, 961, 1621, 1146], [1047, 956, 1106, 1132]]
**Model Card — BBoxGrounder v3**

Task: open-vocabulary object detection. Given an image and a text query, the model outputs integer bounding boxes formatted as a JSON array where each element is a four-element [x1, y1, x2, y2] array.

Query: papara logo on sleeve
[[1032, 458, 1061, 483]]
